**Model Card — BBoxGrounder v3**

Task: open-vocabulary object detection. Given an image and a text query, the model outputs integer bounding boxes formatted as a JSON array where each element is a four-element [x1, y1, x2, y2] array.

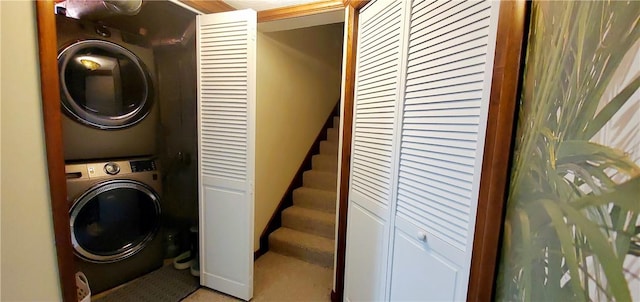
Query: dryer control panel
[[130, 159, 157, 172]]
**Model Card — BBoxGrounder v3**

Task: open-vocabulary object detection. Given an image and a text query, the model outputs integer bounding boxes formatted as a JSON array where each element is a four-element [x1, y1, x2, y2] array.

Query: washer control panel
[[66, 158, 157, 179], [130, 159, 157, 172]]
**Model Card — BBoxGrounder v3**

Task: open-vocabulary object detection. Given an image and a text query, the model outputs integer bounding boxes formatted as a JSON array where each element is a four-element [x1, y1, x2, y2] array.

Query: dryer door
[[58, 40, 154, 129], [70, 179, 161, 263]]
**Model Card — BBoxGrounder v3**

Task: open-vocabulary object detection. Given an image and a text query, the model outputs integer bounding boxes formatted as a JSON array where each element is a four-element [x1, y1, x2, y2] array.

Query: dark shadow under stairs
[[268, 116, 340, 268]]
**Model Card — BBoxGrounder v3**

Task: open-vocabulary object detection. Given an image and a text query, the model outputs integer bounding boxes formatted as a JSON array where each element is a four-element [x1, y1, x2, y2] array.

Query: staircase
[[268, 116, 340, 268]]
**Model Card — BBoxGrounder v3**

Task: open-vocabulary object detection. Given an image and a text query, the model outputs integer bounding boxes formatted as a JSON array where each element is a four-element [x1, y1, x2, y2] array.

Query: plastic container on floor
[[76, 271, 91, 302], [174, 251, 194, 270]]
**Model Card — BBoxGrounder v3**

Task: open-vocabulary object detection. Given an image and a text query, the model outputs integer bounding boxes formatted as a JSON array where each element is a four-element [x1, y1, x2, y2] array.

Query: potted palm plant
[[497, 1, 640, 301]]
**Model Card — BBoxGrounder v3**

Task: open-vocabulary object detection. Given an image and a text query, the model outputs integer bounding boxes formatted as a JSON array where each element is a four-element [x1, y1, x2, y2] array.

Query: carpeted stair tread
[[303, 170, 337, 191], [326, 128, 339, 142], [269, 228, 334, 268], [312, 154, 338, 172], [319, 140, 338, 156], [333, 116, 340, 128], [293, 187, 336, 213], [282, 206, 336, 239]]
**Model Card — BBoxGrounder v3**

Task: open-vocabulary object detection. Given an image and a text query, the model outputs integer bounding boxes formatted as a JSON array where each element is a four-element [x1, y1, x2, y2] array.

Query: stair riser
[[312, 155, 338, 172], [319, 141, 338, 156], [269, 237, 334, 268], [293, 189, 336, 213], [303, 172, 337, 191], [333, 116, 340, 128], [282, 212, 335, 239], [327, 128, 339, 142]]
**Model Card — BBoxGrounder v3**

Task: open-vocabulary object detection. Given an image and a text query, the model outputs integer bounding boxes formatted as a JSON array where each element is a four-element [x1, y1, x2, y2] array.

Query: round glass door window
[[70, 180, 161, 263], [58, 40, 154, 129]]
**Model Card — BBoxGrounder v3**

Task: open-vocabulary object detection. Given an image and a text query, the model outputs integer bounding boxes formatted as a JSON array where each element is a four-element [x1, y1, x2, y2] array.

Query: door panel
[[344, 203, 387, 302], [390, 225, 459, 302], [389, 0, 500, 299], [344, 0, 409, 300], [197, 9, 256, 301], [202, 183, 249, 287]]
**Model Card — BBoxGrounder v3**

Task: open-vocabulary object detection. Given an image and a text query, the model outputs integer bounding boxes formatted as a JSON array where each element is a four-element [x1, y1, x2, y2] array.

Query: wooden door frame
[[34, 2, 76, 301], [467, 1, 529, 300], [35, 0, 527, 301]]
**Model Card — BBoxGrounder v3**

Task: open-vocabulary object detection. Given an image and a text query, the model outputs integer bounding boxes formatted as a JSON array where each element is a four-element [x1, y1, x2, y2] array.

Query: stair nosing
[[270, 227, 335, 252], [283, 206, 336, 223], [293, 186, 337, 197]]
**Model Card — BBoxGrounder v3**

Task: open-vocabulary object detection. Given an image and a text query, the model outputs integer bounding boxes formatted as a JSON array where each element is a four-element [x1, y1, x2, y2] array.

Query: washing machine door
[[70, 179, 161, 263], [58, 40, 154, 129]]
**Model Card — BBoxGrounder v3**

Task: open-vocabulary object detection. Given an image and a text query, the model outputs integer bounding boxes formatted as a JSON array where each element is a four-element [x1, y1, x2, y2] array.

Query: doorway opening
[[40, 1, 348, 300]]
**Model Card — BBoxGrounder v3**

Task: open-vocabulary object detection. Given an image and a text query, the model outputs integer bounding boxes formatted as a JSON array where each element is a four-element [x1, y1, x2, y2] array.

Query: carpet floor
[[184, 252, 333, 301]]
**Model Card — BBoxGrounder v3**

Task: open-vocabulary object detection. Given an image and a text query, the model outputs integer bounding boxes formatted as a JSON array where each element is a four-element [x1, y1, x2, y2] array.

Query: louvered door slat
[[406, 64, 485, 87], [405, 83, 484, 101], [412, 13, 491, 49], [360, 25, 401, 56], [200, 52, 247, 58], [197, 9, 256, 301], [199, 44, 248, 51], [360, 71, 395, 89], [398, 173, 472, 206], [404, 92, 483, 108], [418, 1, 484, 32], [409, 46, 489, 74], [411, 1, 474, 29], [200, 104, 247, 110], [407, 47, 489, 76], [397, 185, 469, 222], [353, 144, 393, 163], [360, 2, 402, 37], [407, 56, 486, 82], [401, 143, 475, 166], [358, 59, 399, 80], [410, 23, 489, 56], [403, 100, 481, 112], [397, 197, 468, 235], [398, 170, 472, 209]]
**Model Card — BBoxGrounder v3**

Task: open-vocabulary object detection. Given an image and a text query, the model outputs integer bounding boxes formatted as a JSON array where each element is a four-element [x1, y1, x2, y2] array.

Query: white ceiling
[[224, 0, 322, 11]]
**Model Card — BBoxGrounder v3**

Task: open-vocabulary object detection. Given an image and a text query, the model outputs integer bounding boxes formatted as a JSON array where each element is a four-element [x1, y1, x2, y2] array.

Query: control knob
[[104, 162, 120, 175]]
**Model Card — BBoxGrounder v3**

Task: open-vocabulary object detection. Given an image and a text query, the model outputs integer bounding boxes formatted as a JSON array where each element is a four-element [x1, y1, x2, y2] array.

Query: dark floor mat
[[94, 265, 200, 302]]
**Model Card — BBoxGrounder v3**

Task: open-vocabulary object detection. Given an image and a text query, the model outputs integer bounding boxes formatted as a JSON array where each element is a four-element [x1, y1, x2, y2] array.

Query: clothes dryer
[[57, 14, 158, 161], [66, 158, 163, 294]]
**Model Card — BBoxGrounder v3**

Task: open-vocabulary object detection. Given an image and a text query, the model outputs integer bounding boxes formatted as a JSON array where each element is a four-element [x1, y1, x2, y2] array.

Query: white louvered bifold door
[[196, 9, 256, 301], [388, 0, 500, 300], [343, 1, 409, 301]]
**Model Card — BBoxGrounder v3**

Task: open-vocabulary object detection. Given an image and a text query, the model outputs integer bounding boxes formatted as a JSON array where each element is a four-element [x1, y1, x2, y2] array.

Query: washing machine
[[66, 158, 164, 294], [57, 14, 158, 161]]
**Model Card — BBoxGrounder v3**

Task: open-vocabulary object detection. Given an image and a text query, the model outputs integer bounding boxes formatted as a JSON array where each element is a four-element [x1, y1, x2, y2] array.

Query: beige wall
[[1, 1, 62, 300], [255, 24, 343, 250]]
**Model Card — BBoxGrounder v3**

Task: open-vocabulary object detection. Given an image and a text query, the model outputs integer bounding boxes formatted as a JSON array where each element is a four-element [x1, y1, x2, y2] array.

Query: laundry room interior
[[54, 0, 344, 300]]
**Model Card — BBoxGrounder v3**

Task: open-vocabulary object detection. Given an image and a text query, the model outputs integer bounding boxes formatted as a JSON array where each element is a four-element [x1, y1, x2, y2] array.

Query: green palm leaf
[[496, 1, 640, 300]]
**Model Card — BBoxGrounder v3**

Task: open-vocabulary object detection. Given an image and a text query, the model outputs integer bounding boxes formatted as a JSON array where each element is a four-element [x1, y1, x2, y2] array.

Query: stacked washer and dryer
[[57, 14, 164, 293]]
